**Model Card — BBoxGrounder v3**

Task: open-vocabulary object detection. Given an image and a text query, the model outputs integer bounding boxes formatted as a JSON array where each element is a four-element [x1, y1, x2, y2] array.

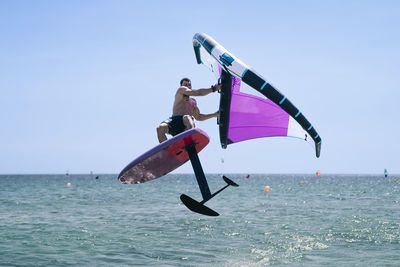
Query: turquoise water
[[1, 174, 399, 266]]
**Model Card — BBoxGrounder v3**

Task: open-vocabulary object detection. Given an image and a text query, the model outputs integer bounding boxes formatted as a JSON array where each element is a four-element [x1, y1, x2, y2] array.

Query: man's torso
[[172, 90, 197, 116]]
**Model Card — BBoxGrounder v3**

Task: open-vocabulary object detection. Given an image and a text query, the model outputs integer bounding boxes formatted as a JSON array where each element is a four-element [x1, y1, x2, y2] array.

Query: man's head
[[180, 78, 191, 89]]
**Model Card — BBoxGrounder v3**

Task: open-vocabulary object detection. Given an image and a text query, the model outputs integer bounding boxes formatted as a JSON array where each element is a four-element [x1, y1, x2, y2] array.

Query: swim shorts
[[162, 115, 186, 136]]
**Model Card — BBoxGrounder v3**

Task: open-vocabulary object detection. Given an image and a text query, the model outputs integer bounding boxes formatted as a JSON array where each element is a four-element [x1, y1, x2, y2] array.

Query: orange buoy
[[264, 186, 271, 192], [67, 183, 71, 188], [316, 171, 320, 176]]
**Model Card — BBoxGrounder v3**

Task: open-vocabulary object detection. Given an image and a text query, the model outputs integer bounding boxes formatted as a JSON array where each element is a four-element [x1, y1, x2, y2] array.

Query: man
[[157, 78, 221, 143]]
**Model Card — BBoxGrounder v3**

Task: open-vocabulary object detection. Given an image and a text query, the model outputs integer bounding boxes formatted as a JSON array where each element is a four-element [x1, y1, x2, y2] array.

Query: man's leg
[[157, 123, 169, 143], [182, 115, 195, 130]]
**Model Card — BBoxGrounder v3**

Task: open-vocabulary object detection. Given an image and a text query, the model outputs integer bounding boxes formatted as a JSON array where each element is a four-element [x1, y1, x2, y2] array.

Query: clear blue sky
[[1, 0, 399, 174]]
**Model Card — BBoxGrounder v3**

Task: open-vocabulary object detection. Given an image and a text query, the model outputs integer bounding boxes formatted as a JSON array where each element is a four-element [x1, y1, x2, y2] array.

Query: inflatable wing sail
[[193, 33, 321, 158]]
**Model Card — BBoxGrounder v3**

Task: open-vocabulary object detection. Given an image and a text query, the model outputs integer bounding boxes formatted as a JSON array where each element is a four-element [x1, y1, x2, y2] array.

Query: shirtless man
[[157, 78, 221, 143]]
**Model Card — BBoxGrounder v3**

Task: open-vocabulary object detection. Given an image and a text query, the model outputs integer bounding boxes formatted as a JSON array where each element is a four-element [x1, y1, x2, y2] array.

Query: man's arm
[[180, 84, 221, 96], [193, 106, 220, 121]]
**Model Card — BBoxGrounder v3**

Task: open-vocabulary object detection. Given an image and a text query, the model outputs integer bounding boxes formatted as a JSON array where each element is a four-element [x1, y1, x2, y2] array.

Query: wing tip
[[315, 142, 321, 158]]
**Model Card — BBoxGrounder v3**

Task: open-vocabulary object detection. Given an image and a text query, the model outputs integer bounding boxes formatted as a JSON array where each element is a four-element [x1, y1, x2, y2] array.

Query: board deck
[[118, 128, 209, 184]]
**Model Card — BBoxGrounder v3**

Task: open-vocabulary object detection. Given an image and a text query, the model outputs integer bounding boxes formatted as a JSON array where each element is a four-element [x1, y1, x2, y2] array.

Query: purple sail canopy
[[219, 74, 309, 146], [228, 76, 295, 143]]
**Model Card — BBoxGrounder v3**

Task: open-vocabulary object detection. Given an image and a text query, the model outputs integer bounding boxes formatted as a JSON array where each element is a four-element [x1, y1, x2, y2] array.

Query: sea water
[[0, 174, 399, 266]]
